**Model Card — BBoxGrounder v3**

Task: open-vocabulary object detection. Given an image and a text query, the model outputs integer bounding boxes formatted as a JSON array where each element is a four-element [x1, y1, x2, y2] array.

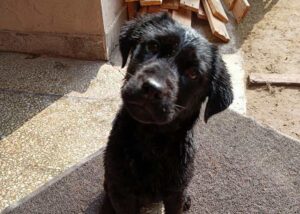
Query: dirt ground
[[238, 0, 300, 140]]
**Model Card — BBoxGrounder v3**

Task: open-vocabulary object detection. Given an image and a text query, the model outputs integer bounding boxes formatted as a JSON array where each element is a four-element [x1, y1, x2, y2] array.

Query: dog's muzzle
[[122, 62, 178, 125]]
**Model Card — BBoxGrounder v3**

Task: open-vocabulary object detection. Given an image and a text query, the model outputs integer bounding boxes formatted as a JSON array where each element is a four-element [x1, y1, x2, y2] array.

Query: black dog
[[102, 12, 233, 214]]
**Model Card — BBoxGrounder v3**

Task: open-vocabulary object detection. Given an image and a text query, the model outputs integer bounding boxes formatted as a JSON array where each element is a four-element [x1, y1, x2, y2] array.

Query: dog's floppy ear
[[119, 19, 140, 68], [204, 47, 233, 122]]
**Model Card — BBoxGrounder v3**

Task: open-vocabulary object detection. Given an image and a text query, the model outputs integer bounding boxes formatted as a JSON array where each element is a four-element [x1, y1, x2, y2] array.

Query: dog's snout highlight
[[142, 78, 164, 100]]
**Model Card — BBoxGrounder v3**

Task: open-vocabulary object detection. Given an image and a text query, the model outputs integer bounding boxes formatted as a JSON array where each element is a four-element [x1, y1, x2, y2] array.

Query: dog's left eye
[[185, 68, 198, 80], [146, 41, 160, 54]]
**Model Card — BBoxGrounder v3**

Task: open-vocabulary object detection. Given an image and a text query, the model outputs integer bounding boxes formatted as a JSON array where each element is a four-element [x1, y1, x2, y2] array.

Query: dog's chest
[[126, 133, 195, 196]]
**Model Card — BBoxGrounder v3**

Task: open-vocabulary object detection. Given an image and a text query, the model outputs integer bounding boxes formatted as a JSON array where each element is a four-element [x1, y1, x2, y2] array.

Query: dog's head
[[120, 13, 233, 125]]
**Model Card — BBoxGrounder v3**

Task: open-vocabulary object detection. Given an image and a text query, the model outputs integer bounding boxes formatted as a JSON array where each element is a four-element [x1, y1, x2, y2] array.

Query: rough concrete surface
[[223, 52, 246, 114], [2, 110, 300, 214], [0, 52, 123, 210]]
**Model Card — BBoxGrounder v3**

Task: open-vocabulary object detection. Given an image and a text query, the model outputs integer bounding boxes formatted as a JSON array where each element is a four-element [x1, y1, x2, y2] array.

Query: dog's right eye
[[185, 68, 199, 80], [146, 41, 160, 54]]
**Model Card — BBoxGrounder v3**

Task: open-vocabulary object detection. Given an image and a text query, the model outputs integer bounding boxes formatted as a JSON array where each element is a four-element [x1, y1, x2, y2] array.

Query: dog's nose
[[142, 78, 164, 100]]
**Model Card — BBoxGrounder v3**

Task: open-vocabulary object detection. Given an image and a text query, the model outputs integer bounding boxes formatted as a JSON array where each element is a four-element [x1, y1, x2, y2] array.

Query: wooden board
[[127, 2, 139, 20], [223, 0, 236, 10], [140, 0, 162, 6], [180, 0, 200, 13], [198, 0, 207, 19], [125, 0, 139, 2], [148, 5, 169, 13], [138, 6, 148, 15], [172, 7, 192, 26], [203, 0, 230, 42], [248, 73, 300, 86], [161, 0, 180, 9], [232, 0, 250, 23], [208, 0, 228, 22]]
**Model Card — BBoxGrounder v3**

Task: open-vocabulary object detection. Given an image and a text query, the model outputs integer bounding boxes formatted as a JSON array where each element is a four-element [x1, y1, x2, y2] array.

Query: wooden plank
[[223, 0, 236, 10], [148, 5, 169, 13], [180, 0, 200, 13], [232, 0, 250, 23], [208, 0, 228, 22], [127, 2, 139, 20], [125, 0, 139, 2], [161, 0, 179, 10], [198, 0, 207, 19], [140, 0, 162, 6], [172, 7, 192, 26], [203, 0, 230, 42], [248, 73, 300, 86], [138, 6, 148, 15]]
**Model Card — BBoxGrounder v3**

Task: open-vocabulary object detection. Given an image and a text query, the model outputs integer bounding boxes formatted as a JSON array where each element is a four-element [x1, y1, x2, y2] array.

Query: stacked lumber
[[248, 73, 300, 87], [124, 0, 250, 42]]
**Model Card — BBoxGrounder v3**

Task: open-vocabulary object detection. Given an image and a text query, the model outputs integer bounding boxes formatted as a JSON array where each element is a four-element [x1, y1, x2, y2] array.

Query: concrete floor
[[0, 52, 123, 210]]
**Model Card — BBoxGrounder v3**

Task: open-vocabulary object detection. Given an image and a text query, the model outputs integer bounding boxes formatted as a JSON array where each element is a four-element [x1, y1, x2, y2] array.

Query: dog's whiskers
[[174, 106, 185, 113], [116, 69, 134, 80], [174, 104, 185, 110], [116, 68, 126, 76]]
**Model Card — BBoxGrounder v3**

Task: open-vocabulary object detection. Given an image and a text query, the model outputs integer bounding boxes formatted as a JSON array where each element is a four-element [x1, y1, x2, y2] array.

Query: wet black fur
[[102, 13, 233, 214]]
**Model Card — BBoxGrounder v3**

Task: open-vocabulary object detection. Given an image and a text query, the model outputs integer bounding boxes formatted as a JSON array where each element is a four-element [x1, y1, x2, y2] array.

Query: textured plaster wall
[[101, 0, 124, 31], [0, 0, 104, 35]]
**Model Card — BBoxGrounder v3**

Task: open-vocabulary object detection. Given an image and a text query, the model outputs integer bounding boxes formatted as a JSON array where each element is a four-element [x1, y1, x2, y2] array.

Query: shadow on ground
[[0, 52, 102, 138]]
